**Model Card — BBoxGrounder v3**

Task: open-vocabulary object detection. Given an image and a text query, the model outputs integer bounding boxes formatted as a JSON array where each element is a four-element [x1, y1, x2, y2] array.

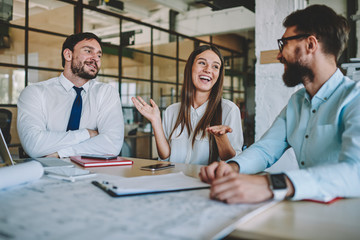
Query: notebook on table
[[0, 129, 74, 169], [70, 156, 133, 167]]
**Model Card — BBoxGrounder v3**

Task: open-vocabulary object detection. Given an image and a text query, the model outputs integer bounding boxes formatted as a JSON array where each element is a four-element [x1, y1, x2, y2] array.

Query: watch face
[[271, 174, 287, 189]]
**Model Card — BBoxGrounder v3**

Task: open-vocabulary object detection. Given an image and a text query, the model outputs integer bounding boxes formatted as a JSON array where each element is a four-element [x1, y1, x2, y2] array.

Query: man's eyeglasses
[[277, 34, 311, 52]]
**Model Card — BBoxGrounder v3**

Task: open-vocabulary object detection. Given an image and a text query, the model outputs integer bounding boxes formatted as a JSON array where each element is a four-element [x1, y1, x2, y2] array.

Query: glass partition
[[28, 69, 61, 84], [153, 82, 177, 108], [28, 31, 65, 69], [83, 9, 120, 45], [8, 0, 26, 26], [153, 56, 176, 83], [123, 20, 151, 52], [0, 26, 25, 65], [179, 37, 194, 60], [99, 44, 119, 76], [0, 67, 25, 104], [29, 0, 74, 35], [122, 49, 151, 80], [153, 29, 176, 58], [0, 0, 253, 159]]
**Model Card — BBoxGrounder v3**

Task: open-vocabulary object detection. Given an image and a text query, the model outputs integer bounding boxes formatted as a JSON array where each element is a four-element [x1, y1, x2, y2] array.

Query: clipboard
[[92, 172, 210, 197], [92, 180, 209, 197]]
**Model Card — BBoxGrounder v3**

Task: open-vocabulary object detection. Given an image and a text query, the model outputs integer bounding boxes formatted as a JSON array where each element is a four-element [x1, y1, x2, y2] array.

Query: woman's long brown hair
[[169, 45, 224, 164]]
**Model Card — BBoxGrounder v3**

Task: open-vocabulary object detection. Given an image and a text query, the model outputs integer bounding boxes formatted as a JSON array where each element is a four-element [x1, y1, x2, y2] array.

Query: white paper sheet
[[0, 161, 44, 190], [0, 173, 276, 240]]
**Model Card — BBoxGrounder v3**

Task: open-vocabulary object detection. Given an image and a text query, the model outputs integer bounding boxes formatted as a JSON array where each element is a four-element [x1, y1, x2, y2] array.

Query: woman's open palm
[[131, 96, 160, 123]]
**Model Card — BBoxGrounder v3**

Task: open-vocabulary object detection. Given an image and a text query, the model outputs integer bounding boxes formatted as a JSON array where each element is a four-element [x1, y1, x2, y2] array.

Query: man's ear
[[63, 48, 72, 62], [306, 36, 318, 53]]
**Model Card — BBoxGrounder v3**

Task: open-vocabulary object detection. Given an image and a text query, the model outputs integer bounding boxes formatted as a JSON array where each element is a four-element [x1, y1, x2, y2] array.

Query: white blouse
[[161, 99, 243, 165]]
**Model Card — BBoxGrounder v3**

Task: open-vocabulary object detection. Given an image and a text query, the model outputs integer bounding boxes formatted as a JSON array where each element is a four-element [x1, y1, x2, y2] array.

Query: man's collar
[[305, 69, 343, 102], [59, 72, 92, 93]]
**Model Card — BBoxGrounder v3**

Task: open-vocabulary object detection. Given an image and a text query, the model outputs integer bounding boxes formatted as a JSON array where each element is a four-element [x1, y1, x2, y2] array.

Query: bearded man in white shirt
[[17, 32, 124, 158]]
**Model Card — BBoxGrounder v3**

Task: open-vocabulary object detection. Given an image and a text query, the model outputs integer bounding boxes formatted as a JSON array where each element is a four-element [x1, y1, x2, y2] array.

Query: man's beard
[[71, 60, 99, 80], [281, 49, 314, 87]]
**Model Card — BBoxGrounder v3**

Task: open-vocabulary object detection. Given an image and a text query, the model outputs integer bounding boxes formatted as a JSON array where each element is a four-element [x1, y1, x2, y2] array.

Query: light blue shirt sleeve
[[228, 107, 289, 174]]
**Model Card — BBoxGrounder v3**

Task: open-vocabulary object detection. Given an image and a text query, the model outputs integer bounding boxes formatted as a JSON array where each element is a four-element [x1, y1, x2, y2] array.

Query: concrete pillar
[[255, 0, 304, 172]]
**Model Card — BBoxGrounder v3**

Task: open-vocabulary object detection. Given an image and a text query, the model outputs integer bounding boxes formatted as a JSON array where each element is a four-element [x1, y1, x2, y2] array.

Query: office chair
[[0, 109, 12, 144]]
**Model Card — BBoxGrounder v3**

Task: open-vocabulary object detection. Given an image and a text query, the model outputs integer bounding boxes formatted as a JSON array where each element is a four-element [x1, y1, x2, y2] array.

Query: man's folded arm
[[17, 87, 90, 157], [57, 87, 124, 157]]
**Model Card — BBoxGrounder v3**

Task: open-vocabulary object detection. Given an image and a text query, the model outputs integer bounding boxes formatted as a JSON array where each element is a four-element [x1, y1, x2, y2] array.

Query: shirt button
[[305, 135, 309, 138], [301, 161, 305, 166], [312, 109, 316, 113]]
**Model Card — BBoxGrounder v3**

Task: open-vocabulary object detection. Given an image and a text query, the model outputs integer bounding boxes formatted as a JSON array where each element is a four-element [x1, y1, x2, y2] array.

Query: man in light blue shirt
[[199, 5, 360, 203]]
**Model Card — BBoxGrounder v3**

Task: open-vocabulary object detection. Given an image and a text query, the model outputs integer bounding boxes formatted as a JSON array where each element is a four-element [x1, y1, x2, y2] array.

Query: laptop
[[0, 129, 74, 169]]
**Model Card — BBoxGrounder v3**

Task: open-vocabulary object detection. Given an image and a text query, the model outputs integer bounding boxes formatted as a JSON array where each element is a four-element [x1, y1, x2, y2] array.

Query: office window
[[83, 9, 120, 45], [178, 60, 186, 85], [121, 82, 136, 107], [97, 76, 119, 90], [153, 56, 176, 83], [28, 69, 60, 84], [153, 82, 177, 109], [153, 29, 176, 58], [179, 37, 195, 60], [0, 26, 25, 65], [99, 45, 119, 76], [7, 0, 25, 26], [122, 49, 151, 80], [29, 0, 74, 35], [123, 20, 151, 52], [0, 67, 25, 104], [28, 32, 65, 69]]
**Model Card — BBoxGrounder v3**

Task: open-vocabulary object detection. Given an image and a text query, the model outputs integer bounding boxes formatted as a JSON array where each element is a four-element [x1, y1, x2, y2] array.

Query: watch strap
[[267, 173, 288, 201]]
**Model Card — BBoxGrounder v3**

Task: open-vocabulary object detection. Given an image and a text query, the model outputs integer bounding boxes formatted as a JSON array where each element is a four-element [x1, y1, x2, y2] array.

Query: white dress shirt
[[161, 99, 243, 165], [17, 73, 124, 158]]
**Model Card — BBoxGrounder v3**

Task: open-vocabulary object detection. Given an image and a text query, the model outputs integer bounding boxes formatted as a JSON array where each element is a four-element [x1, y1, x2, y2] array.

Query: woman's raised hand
[[132, 96, 170, 159], [131, 96, 161, 124], [206, 125, 233, 136]]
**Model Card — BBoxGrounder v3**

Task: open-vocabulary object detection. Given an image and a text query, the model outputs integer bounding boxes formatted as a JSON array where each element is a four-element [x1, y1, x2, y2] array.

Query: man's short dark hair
[[61, 32, 101, 67], [283, 4, 350, 61]]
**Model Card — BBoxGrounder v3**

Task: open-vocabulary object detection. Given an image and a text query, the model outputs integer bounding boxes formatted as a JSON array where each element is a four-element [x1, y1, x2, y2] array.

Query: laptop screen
[[0, 129, 15, 167]]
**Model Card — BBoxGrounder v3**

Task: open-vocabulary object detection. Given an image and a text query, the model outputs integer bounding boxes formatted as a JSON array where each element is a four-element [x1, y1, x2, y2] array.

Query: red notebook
[[303, 197, 343, 204], [70, 156, 133, 168]]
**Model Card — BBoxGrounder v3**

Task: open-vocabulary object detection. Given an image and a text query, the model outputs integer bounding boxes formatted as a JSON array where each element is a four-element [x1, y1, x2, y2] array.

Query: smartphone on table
[[140, 163, 175, 171], [81, 154, 117, 160]]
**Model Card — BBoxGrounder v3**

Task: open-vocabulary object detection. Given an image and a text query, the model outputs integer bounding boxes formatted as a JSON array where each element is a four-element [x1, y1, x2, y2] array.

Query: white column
[[255, 0, 303, 172]]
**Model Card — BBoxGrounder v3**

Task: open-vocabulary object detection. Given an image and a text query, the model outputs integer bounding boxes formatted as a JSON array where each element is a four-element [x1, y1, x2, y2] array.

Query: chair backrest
[[0, 109, 12, 144]]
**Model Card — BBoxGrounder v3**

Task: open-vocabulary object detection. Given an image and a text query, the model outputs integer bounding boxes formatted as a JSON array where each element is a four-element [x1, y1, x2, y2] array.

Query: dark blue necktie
[[66, 86, 83, 131]]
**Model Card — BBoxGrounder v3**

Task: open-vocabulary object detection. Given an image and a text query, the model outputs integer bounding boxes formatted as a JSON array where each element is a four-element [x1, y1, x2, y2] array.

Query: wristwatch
[[267, 173, 288, 200]]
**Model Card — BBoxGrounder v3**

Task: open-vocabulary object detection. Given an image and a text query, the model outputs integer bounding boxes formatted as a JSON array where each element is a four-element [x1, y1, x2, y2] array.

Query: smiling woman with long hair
[[132, 45, 243, 165]]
